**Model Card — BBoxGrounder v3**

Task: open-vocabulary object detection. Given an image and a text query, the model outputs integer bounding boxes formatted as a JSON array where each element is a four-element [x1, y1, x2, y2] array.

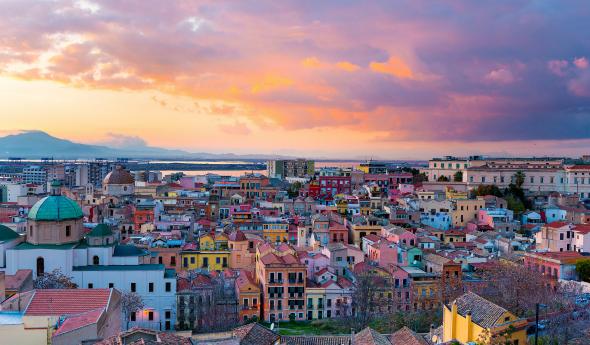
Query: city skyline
[[1, 1, 590, 159]]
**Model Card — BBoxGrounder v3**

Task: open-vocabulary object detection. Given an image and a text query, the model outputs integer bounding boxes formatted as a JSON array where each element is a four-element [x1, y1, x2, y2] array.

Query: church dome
[[28, 195, 84, 221], [103, 166, 134, 185]]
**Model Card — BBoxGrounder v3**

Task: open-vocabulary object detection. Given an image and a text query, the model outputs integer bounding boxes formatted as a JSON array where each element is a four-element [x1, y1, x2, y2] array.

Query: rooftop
[[25, 289, 111, 316]]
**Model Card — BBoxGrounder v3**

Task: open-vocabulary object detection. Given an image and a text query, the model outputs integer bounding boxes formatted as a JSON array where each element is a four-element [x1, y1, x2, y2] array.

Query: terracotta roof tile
[[25, 289, 111, 316], [389, 327, 429, 345]]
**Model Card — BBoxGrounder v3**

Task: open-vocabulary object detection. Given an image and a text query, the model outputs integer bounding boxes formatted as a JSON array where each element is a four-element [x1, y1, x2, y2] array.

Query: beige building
[[451, 198, 486, 227]]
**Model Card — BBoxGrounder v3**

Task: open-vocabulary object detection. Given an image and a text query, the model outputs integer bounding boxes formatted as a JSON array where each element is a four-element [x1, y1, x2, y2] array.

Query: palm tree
[[513, 171, 525, 189]]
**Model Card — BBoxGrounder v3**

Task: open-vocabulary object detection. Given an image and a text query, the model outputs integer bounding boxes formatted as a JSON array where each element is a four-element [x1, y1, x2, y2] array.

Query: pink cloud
[[485, 67, 515, 84], [547, 60, 569, 76], [574, 57, 589, 69]]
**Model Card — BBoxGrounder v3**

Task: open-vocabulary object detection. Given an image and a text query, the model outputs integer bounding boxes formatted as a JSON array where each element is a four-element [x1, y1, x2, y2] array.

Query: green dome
[[0, 225, 19, 241], [28, 196, 84, 221], [88, 224, 113, 237]]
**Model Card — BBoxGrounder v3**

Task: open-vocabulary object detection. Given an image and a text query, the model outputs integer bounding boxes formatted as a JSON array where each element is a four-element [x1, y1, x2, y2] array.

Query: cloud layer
[[1, 0, 589, 144]]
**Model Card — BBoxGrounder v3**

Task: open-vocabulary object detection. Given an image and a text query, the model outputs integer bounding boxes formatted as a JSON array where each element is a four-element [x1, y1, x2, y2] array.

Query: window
[[88, 283, 93, 289], [158, 256, 163, 264], [165, 282, 171, 292], [148, 311, 154, 321], [149, 282, 154, 292], [36, 257, 44, 277], [165, 311, 171, 319], [130, 312, 136, 321], [109, 283, 114, 288], [65, 225, 71, 237], [170, 256, 176, 266], [93, 255, 100, 265], [131, 283, 136, 292]]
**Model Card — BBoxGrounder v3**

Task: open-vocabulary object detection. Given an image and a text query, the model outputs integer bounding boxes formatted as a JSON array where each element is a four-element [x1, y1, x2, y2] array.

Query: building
[[103, 165, 135, 196], [441, 292, 527, 344], [4, 182, 176, 331], [255, 243, 307, 322], [523, 251, 589, 280], [0, 288, 121, 345], [424, 156, 470, 182], [23, 166, 47, 190], [235, 270, 261, 322], [181, 233, 230, 271], [176, 270, 238, 332], [358, 160, 387, 174], [535, 221, 576, 252], [267, 159, 314, 178], [451, 198, 485, 227], [318, 175, 351, 197]]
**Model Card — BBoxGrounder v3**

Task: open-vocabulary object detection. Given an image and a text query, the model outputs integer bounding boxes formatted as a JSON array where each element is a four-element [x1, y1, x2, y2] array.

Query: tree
[[122, 291, 144, 329], [33, 269, 77, 289], [348, 269, 389, 330], [505, 194, 525, 214], [453, 171, 463, 182], [437, 175, 450, 182], [472, 185, 503, 197], [513, 171, 525, 189], [287, 181, 303, 198], [477, 262, 553, 317], [576, 259, 590, 282]]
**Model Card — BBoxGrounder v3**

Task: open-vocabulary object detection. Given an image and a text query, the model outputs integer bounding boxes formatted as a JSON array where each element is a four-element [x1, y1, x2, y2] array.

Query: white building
[[3, 183, 176, 331]]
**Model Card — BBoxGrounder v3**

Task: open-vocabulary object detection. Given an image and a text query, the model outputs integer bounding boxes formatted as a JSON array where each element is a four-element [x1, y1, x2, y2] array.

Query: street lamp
[[534, 303, 547, 345]]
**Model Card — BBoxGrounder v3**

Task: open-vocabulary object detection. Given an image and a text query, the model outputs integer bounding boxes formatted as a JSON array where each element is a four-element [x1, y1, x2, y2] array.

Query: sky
[[0, 0, 589, 159]]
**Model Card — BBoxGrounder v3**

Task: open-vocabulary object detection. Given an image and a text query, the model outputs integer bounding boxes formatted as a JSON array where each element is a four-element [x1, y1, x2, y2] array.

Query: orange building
[[133, 205, 154, 232], [236, 270, 261, 322], [229, 231, 257, 270], [255, 243, 307, 322], [150, 247, 181, 272]]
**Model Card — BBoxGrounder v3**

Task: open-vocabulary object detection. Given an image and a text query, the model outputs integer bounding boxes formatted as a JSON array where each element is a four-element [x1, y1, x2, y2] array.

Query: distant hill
[[0, 131, 293, 160]]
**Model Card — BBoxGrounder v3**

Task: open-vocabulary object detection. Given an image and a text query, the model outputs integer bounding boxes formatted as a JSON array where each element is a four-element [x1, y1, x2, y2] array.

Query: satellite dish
[[270, 323, 275, 330]]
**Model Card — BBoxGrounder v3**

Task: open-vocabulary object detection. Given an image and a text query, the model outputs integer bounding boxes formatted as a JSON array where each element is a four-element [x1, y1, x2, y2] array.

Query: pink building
[[382, 225, 417, 247], [573, 224, 590, 253], [535, 221, 576, 252], [523, 251, 587, 280], [367, 240, 399, 269]]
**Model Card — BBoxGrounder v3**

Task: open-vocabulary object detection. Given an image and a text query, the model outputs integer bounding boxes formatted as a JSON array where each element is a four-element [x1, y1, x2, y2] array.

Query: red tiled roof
[[573, 224, 590, 235], [25, 289, 111, 316], [546, 221, 570, 228], [53, 308, 104, 336], [5, 269, 32, 290], [363, 234, 382, 242]]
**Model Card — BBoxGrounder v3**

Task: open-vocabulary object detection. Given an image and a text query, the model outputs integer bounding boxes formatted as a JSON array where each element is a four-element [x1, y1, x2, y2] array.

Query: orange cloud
[[370, 56, 413, 79], [302, 57, 322, 68], [250, 75, 294, 94], [336, 61, 360, 72]]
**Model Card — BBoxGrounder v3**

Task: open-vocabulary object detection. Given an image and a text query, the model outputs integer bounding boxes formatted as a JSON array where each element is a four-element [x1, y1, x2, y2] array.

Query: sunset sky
[[1, 0, 589, 159]]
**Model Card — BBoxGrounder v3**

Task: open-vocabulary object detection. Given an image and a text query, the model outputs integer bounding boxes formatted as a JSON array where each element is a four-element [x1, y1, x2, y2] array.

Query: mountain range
[[0, 131, 294, 160]]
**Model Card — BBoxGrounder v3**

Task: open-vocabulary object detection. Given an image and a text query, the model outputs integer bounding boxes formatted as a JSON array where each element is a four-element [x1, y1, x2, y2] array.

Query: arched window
[[93, 255, 100, 265], [36, 257, 44, 277]]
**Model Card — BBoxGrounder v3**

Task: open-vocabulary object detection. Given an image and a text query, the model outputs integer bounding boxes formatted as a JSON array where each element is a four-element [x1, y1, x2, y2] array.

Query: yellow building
[[349, 216, 383, 246], [262, 221, 289, 243], [446, 186, 468, 200], [180, 233, 230, 271], [441, 292, 527, 345]]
